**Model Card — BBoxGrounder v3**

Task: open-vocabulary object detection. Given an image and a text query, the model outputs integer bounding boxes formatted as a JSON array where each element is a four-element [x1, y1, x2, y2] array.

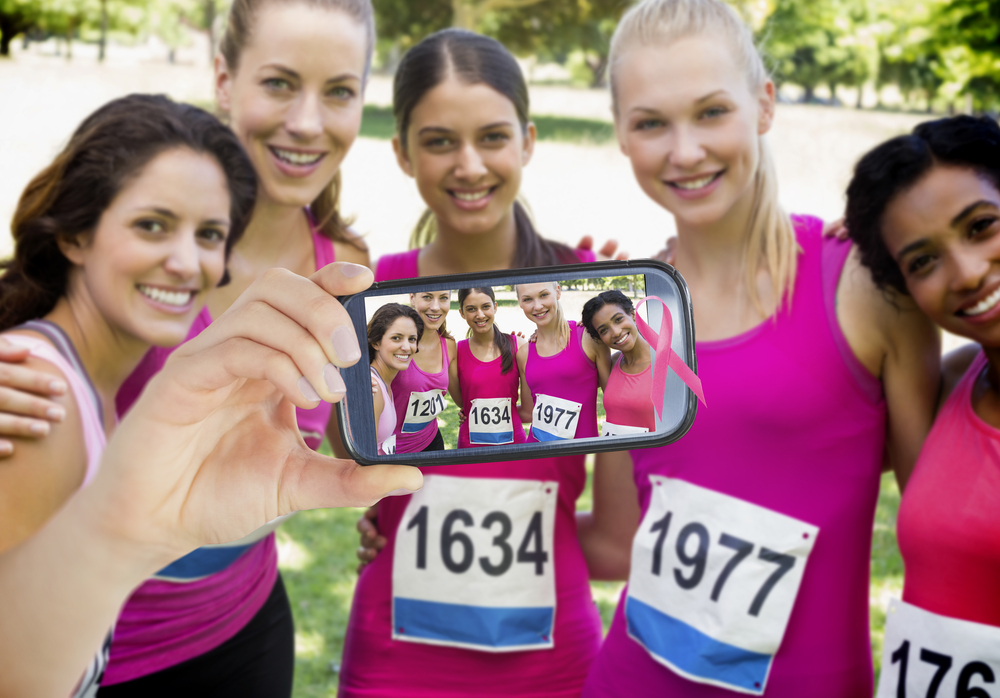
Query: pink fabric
[[583, 217, 887, 698], [4, 333, 106, 486], [105, 215, 335, 684], [371, 367, 397, 454], [602, 355, 655, 432], [526, 321, 599, 441], [898, 350, 1000, 627], [391, 334, 451, 453], [373, 247, 597, 281], [456, 335, 528, 448], [340, 247, 602, 698]]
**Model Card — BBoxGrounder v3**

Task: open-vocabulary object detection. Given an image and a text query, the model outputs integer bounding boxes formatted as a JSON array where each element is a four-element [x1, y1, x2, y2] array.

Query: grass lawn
[[281, 406, 903, 696]]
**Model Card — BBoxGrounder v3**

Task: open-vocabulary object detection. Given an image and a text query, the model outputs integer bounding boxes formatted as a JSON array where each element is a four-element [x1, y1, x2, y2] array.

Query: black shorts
[[97, 574, 294, 698], [423, 429, 445, 452]]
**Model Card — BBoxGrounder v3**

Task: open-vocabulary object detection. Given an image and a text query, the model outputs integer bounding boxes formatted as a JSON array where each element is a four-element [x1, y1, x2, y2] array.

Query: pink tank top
[[525, 321, 599, 441], [371, 366, 397, 454], [602, 355, 655, 432], [898, 350, 1000, 626], [456, 335, 528, 448], [104, 217, 336, 684], [339, 247, 602, 698], [583, 218, 886, 698], [391, 334, 451, 453]]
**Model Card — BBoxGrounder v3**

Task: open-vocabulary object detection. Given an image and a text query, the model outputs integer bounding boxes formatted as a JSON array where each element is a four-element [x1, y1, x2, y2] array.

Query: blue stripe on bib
[[469, 430, 514, 444], [394, 597, 554, 648], [154, 543, 254, 581]]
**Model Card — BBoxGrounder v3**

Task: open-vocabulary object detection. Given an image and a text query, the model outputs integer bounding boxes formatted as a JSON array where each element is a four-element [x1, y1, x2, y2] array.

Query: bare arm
[[448, 349, 463, 411], [0, 337, 69, 457], [576, 449, 641, 581], [516, 343, 534, 423], [585, 333, 613, 391]]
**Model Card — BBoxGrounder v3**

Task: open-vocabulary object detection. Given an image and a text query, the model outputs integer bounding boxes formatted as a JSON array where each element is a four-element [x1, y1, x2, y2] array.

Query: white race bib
[[626, 476, 818, 695], [531, 393, 583, 441], [392, 475, 558, 652], [402, 389, 447, 433], [381, 434, 397, 455], [876, 598, 1000, 698], [602, 421, 650, 437], [468, 397, 514, 445]]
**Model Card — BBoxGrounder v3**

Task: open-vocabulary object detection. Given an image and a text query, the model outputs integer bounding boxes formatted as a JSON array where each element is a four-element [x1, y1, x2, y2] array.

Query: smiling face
[[394, 76, 535, 238], [61, 148, 230, 348], [882, 165, 1000, 345], [216, 3, 367, 211], [411, 289, 450, 333], [372, 316, 419, 371], [591, 303, 640, 352], [517, 282, 560, 327], [459, 291, 497, 335], [613, 35, 774, 230]]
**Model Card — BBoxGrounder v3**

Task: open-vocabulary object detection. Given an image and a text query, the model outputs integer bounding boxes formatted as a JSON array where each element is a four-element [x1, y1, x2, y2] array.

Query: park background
[[0, 0, 994, 694]]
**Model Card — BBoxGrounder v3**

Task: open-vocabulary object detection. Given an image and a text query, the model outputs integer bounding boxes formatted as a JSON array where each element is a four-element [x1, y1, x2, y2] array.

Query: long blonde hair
[[609, 0, 798, 313]]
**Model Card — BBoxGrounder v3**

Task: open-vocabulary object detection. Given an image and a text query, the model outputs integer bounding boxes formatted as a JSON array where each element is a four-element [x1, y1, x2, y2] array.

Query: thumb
[[283, 452, 423, 511]]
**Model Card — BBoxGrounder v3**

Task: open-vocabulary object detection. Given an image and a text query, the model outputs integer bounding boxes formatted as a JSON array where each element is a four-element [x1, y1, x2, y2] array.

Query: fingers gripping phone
[[336, 260, 701, 465]]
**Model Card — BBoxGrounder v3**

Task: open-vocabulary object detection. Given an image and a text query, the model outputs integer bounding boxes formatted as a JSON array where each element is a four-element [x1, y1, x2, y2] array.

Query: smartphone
[[336, 260, 699, 465]]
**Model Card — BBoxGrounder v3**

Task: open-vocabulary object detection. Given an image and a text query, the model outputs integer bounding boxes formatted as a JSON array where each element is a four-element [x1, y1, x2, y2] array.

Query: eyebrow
[[695, 89, 727, 103], [261, 64, 360, 83], [131, 207, 229, 227], [951, 199, 997, 227]]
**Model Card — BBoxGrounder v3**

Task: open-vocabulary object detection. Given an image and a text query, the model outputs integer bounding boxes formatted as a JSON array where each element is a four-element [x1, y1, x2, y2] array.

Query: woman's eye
[[424, 137, 453, 148], [482, 132, 509, 144], [635, 118, 664, 131], [198, 227, 226, 243], [136, 219, 166, 234], [970, 216, 999, 237], [263, 77, 292, 91], [701, 106, 728, 119], [328, 85, 354, 100], [908, 253, 936, 275]]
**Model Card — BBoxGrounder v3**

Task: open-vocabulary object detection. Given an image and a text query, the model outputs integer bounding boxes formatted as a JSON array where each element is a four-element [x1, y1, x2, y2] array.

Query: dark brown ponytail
[[458, 287, 514, 374]]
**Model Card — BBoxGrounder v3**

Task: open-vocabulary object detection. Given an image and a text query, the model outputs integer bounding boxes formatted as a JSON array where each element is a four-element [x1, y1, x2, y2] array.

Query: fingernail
[[48, 379, 67, 394], [331, 326, 362, 363], [46, 406, 65, 422], [30, 422, 50, 436], [298, 376, 321, 403], [341, 263, 368, 278], [0, 443, 12, 455], [387, 488, 415, 497], [324, 363, 346, 395]]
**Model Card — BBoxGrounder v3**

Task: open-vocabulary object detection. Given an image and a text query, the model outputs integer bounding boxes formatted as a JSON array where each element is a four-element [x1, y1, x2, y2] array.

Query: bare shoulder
[[444, 336, 457, 359], [940, 342, 981, 405], [334, 230, 371, 268]]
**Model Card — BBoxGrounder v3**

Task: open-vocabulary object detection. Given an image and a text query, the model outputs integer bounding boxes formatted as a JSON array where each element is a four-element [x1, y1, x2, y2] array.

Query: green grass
[[360, 105, 616, 145], [281, 442, 903, 697]]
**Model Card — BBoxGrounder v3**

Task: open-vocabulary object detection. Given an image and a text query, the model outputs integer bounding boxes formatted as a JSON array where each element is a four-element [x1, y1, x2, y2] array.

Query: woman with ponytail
[[580, 1, 940, 696]]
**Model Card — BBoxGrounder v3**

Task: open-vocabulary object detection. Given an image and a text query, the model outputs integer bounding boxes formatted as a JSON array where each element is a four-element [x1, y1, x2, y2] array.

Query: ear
[[521, 122, 537, 166], [392, 135, 415, 178], [757, 80, 776, 136], [215, 54, 234, 115], [56, 234, 88, 266], [555, 283, 562, 300]]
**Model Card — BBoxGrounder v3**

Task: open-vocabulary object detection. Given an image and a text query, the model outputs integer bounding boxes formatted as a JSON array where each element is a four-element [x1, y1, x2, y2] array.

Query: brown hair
[[367, 303, 424, 363], [458, 287, 515, 374], [394, 29, 579, 268], [219, 0, 375, 250], [0, 94, 257, 332]]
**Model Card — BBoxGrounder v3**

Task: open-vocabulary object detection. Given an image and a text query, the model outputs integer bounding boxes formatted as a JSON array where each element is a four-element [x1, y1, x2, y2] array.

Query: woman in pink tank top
[[0, 95, 255, 698], [580, 2, 941, 697], [582, 291, 655, 434], [390, 290, 456, 453], [844, 116, 1000, 692], [515, 282, 609, 443], [366, 304, 423, 456]]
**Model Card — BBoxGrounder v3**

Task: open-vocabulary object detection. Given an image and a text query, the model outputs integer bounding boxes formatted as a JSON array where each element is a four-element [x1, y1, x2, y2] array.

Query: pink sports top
[[897, 350, 1000, 627], [525, 321, 599, 441], [371, 366, 397, 455], [338, 246, 602, 698], [104, 217, 336, 684], [391, 334, 451, 453], [582, 218, 887, 698], [456, 335, 528, 448], [602, 354, 655, 432]]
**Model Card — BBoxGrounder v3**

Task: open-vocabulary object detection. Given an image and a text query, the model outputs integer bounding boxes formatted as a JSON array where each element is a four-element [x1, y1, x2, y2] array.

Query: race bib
[[876, 598, 1000, 698], [468, 397, 514, 445], [381, 434, 397, 455], [626, 476, 818, 695], [403, 389, 447, 433], [531, 393, 583, 441], [392, 475, 558, 652], [602, 421, 650, 437]]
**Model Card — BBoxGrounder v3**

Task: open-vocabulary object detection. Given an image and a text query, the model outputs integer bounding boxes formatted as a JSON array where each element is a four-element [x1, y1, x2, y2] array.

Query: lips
[[666, 171, 723, 191], [267, 146, 327, 178], [958, 284, 1000, 317], [448, 186, 497, 211], [612, 331, 631, 347], [137, 283, 196, 309]]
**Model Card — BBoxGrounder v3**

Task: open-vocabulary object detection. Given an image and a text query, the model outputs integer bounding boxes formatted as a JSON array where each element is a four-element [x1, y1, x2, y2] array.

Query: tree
[[0, 0, 41, 56], [452, 0, 548, 30]]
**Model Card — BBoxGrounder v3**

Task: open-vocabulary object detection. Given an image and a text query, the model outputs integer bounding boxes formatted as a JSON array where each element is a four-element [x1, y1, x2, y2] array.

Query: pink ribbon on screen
[[633, 296, 707, 420]]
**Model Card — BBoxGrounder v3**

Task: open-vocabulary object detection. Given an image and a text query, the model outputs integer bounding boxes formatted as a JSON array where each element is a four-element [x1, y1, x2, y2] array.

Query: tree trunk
[[828, 82, 837, 105], [587, 53, 609, 88], [451, 0, 480, 29], [0, 33, 11, 57], [802, 84, 815, 103], [99, 0, 108, 62], [855, 85, 863, 109], [65, 27, 73, 60], [206, 0, 216, 62]]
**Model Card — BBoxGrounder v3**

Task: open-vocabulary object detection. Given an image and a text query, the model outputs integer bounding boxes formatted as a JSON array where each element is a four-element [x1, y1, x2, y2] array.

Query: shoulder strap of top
[[10, 320, 103, 423], [440, 333, 451, 372], [309, 211, 337, 270]]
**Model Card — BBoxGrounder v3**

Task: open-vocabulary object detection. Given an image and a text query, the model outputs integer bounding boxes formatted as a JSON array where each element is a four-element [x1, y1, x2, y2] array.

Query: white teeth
[[453, 189, 490, 202], [273, 148, 323, 166], [138, 285, 193, 307], [672, 174, 717, 190], [963, 287, 1000, 316], [394, 354, 410, 361], [614, 332, 630, 346]]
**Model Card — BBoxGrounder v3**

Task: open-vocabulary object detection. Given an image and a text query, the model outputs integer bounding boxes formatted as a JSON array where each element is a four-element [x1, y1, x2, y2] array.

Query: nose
[[668, 124, 707, 170], [285, 91, 323, 141], [948, 245, 990, 293], [163, 229, 201, 282], [454, 143, 488, 181]]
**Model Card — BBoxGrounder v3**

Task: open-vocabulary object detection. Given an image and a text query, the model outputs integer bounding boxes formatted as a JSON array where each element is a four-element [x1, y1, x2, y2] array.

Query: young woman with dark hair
[[581, 290, 655, 434], [367, 303, 423, 455], [0, 93, 256, 698], [844, 115, 1000, 663]]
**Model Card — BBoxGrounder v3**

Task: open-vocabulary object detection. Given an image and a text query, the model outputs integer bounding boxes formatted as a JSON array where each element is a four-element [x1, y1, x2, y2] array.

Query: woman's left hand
[[577, 235, 629, 261]]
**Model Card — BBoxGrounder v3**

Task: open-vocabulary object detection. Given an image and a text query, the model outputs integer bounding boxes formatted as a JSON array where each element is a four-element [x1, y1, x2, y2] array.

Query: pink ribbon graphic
[[633, 295, 707, 420]]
